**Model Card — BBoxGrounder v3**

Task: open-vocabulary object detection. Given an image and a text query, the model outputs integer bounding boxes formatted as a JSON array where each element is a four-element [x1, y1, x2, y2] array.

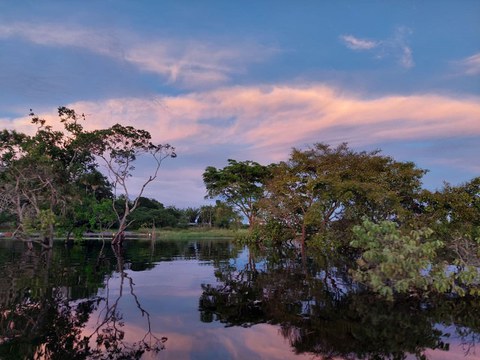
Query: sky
[[0, 0, 479, 208]]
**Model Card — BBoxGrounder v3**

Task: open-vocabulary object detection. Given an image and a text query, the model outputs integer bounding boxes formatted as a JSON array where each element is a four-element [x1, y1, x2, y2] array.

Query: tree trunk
[[112, 230, 125, 245], [301, 223, 306, 249], [112, 217, 127, 245]]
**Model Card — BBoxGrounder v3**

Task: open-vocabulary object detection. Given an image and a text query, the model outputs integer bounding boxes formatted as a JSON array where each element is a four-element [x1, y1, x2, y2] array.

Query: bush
[[350, 219, 480, 299]]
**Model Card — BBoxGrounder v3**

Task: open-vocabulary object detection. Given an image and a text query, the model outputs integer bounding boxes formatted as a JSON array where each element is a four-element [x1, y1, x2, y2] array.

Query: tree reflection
[[86, 245, 167, 358], [199, 243, 480, 359], [0, 241, 166, 359]]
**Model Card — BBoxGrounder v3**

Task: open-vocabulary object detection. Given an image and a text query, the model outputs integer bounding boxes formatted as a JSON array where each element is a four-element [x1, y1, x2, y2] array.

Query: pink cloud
[[3, 84, 479, 163]]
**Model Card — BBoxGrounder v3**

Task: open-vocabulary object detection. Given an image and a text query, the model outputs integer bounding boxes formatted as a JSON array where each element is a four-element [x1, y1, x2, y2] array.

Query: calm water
[[0, 238, 479, 360]]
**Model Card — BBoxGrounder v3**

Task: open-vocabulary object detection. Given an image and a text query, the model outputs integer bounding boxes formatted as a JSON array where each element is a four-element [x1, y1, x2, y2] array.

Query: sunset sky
[[1, 1, 479, 207]]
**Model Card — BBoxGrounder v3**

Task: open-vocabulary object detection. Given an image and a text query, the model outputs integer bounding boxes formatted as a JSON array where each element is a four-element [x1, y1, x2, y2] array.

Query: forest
[[1, 107, 479, 300]]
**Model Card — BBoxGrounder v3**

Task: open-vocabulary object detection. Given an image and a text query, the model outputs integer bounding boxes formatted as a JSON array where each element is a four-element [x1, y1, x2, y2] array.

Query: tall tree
[[90, 124, 176, 245], [0, 108, 101, 246], [203, 159, 271, 228], [260, 143, 426, 247]]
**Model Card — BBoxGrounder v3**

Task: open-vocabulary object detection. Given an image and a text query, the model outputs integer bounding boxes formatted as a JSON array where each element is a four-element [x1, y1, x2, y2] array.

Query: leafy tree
[[0, 107, 175, 246], [198, 205, 215, 227], [350, 219, 480, 299], [0, 108, 102, 246], [212, 201, 242, 229], [196, 202, 242, 229], [260, 143, 426, 247], [183, 207, 200, 224], [418, 178, 480, 267], [203, 159, 271, 228]]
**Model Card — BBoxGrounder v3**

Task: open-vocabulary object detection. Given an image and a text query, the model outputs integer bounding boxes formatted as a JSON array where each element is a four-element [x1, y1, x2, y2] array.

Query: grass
[[0, 227, 249, 241], [146, 227, 248, 240]]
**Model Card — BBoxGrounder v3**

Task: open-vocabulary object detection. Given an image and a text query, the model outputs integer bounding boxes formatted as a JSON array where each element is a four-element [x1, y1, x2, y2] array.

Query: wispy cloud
[[340, 26, 414, 69], [457, 52, 480, 76], [0, 23, 123, 57], [125, 40, 272, 88], [0, 22, 275, 88], [392, 26, 414, 69], [340, 35, 379, 50]]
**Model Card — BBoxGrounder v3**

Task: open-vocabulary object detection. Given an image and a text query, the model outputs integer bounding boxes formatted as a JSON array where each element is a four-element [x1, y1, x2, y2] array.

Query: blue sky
[[1, 1, 479, 207]]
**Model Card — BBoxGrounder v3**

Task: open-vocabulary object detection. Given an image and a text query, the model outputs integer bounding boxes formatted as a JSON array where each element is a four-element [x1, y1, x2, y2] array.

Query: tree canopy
[[260, 143, 426, 246], [203, 159, 271, 227], [0, 107, 175, 246]]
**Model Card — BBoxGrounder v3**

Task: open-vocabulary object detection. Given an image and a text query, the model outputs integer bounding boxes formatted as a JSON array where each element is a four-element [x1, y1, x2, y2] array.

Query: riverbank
[[0, 228, 246, 241], [153, 228, 245, 240]]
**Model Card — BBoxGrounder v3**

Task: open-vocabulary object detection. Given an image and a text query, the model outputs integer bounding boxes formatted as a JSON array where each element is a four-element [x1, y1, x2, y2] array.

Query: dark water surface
[[0, 238, 479, 360]]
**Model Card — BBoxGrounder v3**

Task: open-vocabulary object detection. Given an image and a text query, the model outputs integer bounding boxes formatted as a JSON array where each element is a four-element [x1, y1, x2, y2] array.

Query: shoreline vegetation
[[0, 228, 243, 241]]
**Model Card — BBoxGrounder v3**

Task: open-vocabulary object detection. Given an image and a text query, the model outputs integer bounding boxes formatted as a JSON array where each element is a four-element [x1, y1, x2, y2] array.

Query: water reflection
[[199, 244, 480, 360], [0, 239, 479, 359], [0, 240, 171, 359]]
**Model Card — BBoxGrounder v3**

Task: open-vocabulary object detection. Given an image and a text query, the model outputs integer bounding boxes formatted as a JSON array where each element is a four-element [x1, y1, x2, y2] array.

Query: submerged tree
[[89, 124, 176, 245], [418, 177, 480, 267], [350, 219, 480, 299], [260, 143, 426, 247], [0, 108, 102, 246]]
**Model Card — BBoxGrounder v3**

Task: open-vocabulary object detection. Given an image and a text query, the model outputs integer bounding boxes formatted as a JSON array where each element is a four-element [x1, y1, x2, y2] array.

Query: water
[[0, 238, 479, 359]]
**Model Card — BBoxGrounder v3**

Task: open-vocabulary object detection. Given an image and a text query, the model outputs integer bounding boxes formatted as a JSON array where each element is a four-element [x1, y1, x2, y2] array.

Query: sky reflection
[[81, 253, 480, 360], [83, 258, 315, 359]]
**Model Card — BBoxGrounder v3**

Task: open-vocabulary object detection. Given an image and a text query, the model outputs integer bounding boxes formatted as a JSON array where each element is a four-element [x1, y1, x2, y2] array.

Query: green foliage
[[236, 220, 294, 245], [23, 209, 58, 238], [350, 219, 480, 299], [417, 178, 480, 268], [0, 108, 111, 239], [0, 107, 176, 244], [259, 142, 426, 246], [203, 159, 271, 227]]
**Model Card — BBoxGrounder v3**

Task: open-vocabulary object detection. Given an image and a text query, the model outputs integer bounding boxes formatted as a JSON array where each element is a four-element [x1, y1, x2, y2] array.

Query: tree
[[212, 201, 242, 229], [203, 160, 271, 228], [350, 219, 480, 299], [0, 107, 174, 246], [89, 124, 176, 245], [183, 207, 200, 225], [260, 143, 426, 247], [198, 205, 215, 227], [418, 177, 480, 267], [0, 108, 103, 246]]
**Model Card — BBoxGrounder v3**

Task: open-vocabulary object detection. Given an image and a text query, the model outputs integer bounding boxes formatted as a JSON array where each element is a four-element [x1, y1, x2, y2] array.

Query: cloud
[[3, 84, 479, 205], [399, 45, 414, 68], [392, 26, 414, 69], [457, 52, 480, 76], [7, 84, 478, 160], [341, 26, 414, 69], [125, 40, 273, 88], [0, 23, 123, 57], [0, 22, 275, 88], [340, 35, 379, 50]]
